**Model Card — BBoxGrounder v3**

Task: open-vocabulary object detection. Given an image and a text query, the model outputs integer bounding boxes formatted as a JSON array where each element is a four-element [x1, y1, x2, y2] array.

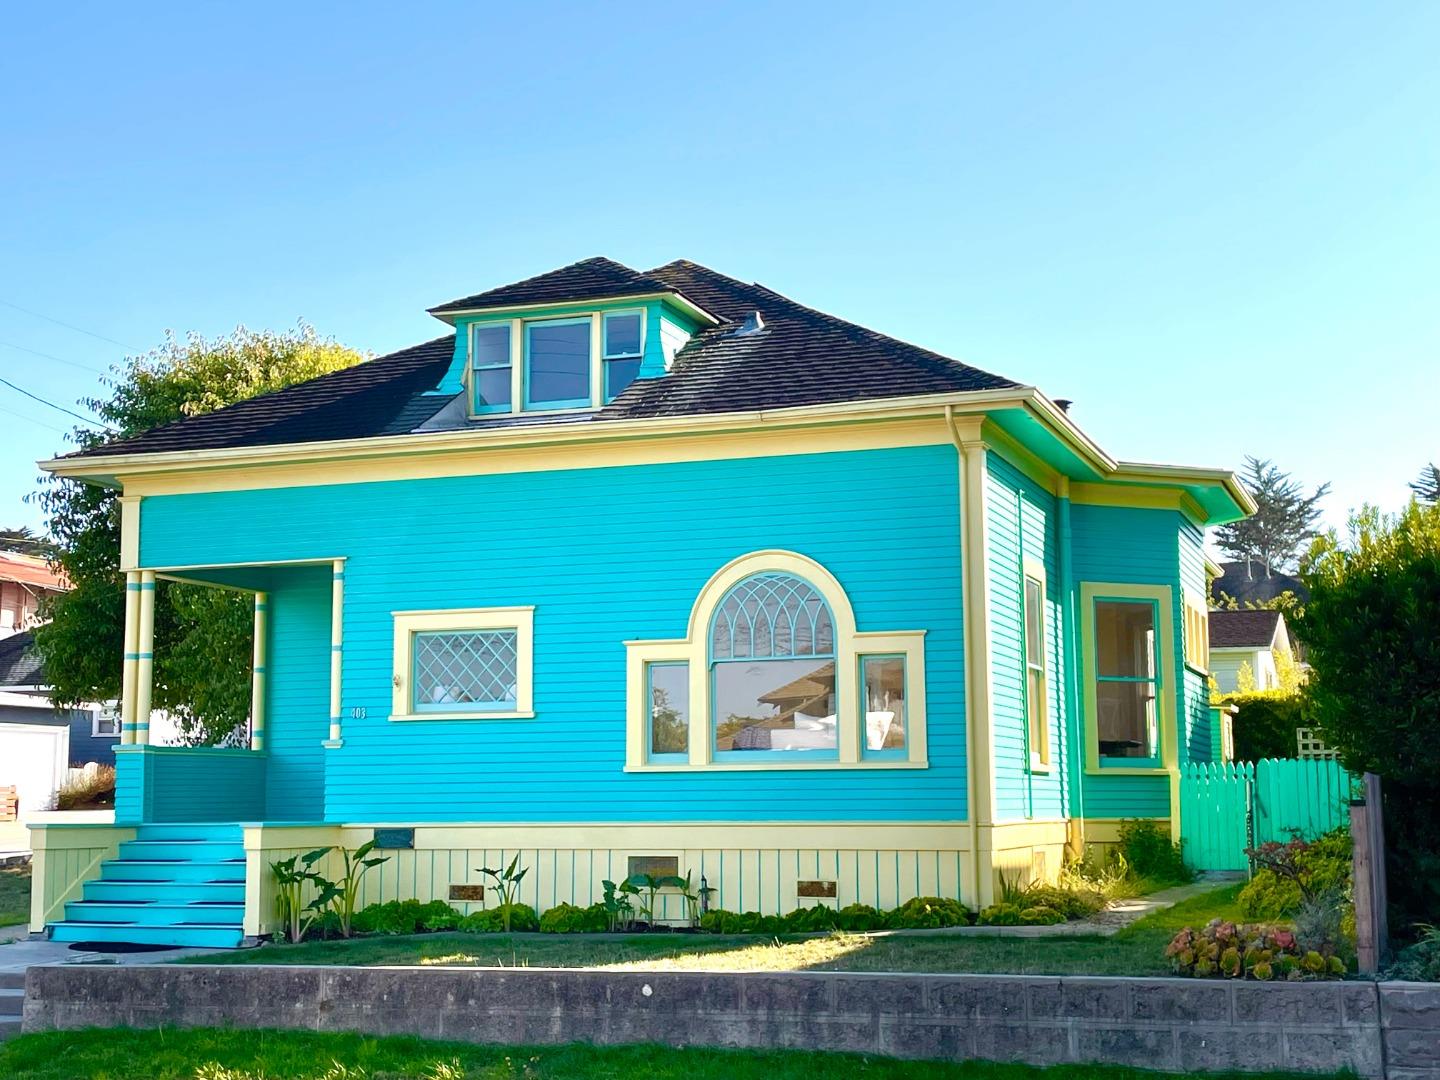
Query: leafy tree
[[1298, 501, 1440, 929], [33, 325, 366, 744], [1412, 463, 1440, 504], [648, 687, 687, 754], [1215, 457, 1330, 576]]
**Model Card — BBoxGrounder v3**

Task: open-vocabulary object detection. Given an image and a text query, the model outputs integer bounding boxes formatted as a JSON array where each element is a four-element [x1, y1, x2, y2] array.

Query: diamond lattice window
[[413, 630, 518, 711]]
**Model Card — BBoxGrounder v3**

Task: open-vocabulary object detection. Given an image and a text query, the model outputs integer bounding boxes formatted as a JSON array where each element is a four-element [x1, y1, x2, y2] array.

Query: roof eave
[[426, 291, 720, 327]]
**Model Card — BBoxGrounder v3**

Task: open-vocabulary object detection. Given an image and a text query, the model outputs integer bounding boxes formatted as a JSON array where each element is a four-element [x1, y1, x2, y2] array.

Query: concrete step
[[0, 972, 24, 991], [65, 900, 244, 926], [83, 880, 245, 904], [0, 987, 22, 1016], [49, 920, 245, 949], [0, 1016, 19, 1043], [99, 860, 244, 884]]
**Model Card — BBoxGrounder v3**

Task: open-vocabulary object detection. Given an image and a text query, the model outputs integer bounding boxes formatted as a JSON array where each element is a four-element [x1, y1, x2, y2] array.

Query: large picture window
[[1080, 581, 1174, 774], [525, 318, 592, 409], [624, 551, 927, 771]]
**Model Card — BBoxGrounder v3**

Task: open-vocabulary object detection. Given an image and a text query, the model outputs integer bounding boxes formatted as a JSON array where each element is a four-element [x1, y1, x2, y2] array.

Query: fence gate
[[1179, 758, 1356, 872]]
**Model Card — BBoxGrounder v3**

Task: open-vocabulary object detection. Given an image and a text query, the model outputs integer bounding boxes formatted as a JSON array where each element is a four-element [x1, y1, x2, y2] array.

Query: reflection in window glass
[[1024, 577, 1048, 766], [647, 662, 689, 759], [471, 324, 512, 410], [714, 659, 837, 753], [412, 630, 518, 712], [861, 656, 906, 752], [605, 357, 641, 401], [1094, 599, 1158, 760], [604, 312, 642, 357], [526, 319, 591, 406]]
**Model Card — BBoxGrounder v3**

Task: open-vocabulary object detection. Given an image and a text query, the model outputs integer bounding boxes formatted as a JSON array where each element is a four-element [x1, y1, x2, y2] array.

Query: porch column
[[119, 570, 141, 745], [133, 570, 156, 745], [251, 591, 268, 752], [327, 559, 344, 746]]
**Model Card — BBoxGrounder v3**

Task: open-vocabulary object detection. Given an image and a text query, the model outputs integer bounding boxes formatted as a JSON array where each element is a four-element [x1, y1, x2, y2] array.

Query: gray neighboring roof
[[1209, 608, 1285, 649], [0, 630, 43, 687], [64, 259, 1020, 461], [1210, 561, 1308, 608]]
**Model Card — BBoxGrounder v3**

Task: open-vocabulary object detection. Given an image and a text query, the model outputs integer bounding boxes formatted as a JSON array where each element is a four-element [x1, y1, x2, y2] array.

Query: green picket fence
[[1179, 758, 1357, 871]]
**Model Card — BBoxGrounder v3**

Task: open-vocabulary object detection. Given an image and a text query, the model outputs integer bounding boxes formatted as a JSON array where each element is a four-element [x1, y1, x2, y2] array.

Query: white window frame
[[623, 550, 927, 771], [92, 707, 122, 738], [602, 308, 647, 402], [391, 607, 535, 721], [1022, 556, 1050, 772]]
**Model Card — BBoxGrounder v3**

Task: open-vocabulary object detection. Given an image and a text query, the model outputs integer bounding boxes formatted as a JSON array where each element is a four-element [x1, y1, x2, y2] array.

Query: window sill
[[625, 759, 928, 773], [390, 710, 536, 722], [1028, 759, 1052, 775], [1087, 763, 1168, 776], [1184, 662, 1210, 677]]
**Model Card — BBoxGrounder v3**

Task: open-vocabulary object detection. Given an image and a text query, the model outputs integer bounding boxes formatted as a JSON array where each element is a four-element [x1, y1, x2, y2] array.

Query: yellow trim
[[120, 569, 139, 745], [1112, 462, 1258, 517], [623, 550, 928, 771], [134, 570, 155, 745], [983, 423, 1061, 494], [431, 290, 720, 328], [118, 495, 141, 571], [1022, 555, 1050, 771], [1080, 817, 1171, 844], [391, 606, 535, 721], [1182, 590, 1210, 673], [27, 823, 137, 932], [1070, 482, 1206, 526], [330, 558, 344, 744], [1079, 581, 1181, 836]]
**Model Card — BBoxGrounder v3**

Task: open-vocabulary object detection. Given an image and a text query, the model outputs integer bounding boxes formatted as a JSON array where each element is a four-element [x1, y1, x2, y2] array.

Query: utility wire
[[0, 298, 138, 351], [0, 339, 109, 374], [0, 374, 109, 428], [0, 402, 67, 434]]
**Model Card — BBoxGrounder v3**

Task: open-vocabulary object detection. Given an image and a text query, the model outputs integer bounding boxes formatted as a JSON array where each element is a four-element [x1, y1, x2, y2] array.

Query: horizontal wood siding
[[263, 567, 330, 820], [1177, 521, 1212, 763], [985, 455, 1068, 824], [139, 445, 968, 824], [1070, 504, 1183, 819], [115, 748, 266, 823]]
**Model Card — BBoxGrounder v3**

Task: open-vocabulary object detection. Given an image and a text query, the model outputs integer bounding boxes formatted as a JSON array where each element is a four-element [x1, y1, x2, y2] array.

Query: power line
[[0, 339, 110, 374], [0, 402, 67, 434], [0, 375, 109, 428], [0, 298, 138, 351]]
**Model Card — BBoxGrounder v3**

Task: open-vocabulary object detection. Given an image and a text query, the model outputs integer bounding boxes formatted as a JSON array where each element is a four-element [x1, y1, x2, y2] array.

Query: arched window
[[710, 573, 838, 757], [624, 550, 929, 771]]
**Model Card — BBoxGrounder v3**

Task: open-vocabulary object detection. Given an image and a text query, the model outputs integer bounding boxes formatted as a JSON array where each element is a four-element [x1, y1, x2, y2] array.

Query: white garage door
[[0, 723, 69, 818]]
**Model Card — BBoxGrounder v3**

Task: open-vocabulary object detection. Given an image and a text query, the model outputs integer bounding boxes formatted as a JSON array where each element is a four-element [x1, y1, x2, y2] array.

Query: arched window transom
[[710, 573, 835, 661]]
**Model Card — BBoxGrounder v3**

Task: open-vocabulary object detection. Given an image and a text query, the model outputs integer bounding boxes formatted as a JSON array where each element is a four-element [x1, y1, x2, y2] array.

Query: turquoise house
[[32, 258, 1252, 946]]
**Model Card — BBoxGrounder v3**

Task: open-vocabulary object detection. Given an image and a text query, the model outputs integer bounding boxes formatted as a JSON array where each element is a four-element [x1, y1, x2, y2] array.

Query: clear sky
[[3, 2, 1436, 535]]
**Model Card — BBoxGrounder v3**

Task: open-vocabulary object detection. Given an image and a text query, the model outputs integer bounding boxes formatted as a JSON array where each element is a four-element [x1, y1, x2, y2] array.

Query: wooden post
[[1351, 772, 1389, 974]]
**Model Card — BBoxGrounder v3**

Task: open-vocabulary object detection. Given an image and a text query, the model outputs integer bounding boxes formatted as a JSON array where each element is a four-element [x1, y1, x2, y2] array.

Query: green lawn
[[0, 1028, 1344, 1080], [185, 885, 1246, 977], [0, 863, 30, 928]]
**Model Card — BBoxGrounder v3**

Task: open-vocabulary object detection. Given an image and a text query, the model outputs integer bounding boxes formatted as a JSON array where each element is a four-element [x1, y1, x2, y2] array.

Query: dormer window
[[524, 318, 592, 410], [603, 310, 644, 401], [471, 324, 513, 414]]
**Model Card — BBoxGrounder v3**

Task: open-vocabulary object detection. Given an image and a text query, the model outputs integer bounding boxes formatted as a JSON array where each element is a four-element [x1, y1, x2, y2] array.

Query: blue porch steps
[[48, 824, 246, 949]]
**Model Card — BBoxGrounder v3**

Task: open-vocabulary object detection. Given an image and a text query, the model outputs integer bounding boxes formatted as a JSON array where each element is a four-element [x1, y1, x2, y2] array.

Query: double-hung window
[[1023, 569, 1050, 769], [603, 310, 643, 401], [470, 323, 513, 414], [1093, 597, 1161, 764], [524, 318, 591, 410], [392, 607, 534, 721]]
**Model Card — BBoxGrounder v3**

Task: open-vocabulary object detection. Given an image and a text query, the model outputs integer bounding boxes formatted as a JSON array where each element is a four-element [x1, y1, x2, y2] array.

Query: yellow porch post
[[327, 559, 344, 746], [119, 571, 141, 744], [133, 570, 156, 745], [251, 591, 268, 752]]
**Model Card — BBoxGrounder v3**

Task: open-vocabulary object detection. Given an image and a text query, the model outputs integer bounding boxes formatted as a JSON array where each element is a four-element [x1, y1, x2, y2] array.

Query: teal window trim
[[523, 316, 592, 411], [645, 660, 689, 764], [410, 628, 518, 715], [709, 571, 840, 763], [859, 653, 907, 761], [1093, 595, 1163, 770], [602, 309, 644, 359], [469, 321, 513, 416]]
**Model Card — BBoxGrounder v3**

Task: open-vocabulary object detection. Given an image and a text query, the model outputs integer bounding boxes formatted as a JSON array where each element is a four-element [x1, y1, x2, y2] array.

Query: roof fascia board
[[429, 291, 719, 327]]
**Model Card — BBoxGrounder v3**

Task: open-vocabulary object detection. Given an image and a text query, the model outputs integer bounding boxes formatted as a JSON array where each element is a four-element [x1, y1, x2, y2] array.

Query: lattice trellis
[[711, 572, 835, 660], [414, 630, 518, 708], [1296, 727, 1339, 760]]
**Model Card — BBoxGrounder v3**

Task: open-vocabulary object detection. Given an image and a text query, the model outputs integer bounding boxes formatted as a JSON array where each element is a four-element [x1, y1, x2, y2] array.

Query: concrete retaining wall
[[20, 965, 1440, 1077]]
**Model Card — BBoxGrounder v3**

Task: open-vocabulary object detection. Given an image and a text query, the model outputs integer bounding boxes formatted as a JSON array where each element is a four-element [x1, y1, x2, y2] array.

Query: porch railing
[[114, 745, 267, 824]]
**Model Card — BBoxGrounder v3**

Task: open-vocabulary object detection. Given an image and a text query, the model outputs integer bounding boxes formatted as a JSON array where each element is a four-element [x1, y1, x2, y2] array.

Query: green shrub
[[1167, 918, 1345, 980], [1221, 690, 1313, 762], [1119, 820, 1194, 885], [1020, 883, 1104, 920], [351, 899, 461, 936], [697, 910, 781, 935], [782, 906, 840, 933], [537, 902, 608, 934], [833, 903, 887, 932], [977, 904, 1022, 926], [1388, 925, 1440, 981], [885, 896, 971, 929], [1019, 905, 1065, 926], [458, 903, 539, 933], [1238, 828, 1352, 919]]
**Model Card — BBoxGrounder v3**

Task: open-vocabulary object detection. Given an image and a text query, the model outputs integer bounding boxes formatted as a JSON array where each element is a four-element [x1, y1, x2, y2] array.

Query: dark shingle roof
[[0, 631, 43, 687], [428, 257, 681, 316], [1209, 608, 1284, 649], [67, 259, 1020, 461]]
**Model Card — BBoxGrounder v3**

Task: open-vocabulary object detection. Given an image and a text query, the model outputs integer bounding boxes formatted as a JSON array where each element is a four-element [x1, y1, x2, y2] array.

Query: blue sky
[[3, 2, 1436, 535]]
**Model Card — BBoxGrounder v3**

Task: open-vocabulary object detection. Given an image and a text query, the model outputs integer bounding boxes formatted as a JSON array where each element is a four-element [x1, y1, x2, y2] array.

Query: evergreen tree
[[1411, 463, 1440, 504], [1214, 456, 1330, 576]]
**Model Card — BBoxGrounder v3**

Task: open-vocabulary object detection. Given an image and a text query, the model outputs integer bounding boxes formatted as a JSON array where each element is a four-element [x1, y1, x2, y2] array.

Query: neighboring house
[[0, 550, 65, 638], [33, 257, 1253, 946], [0, 630, 120, 766], [1209, 560, 1307, 609], [1208, 608, 1293, 693]]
